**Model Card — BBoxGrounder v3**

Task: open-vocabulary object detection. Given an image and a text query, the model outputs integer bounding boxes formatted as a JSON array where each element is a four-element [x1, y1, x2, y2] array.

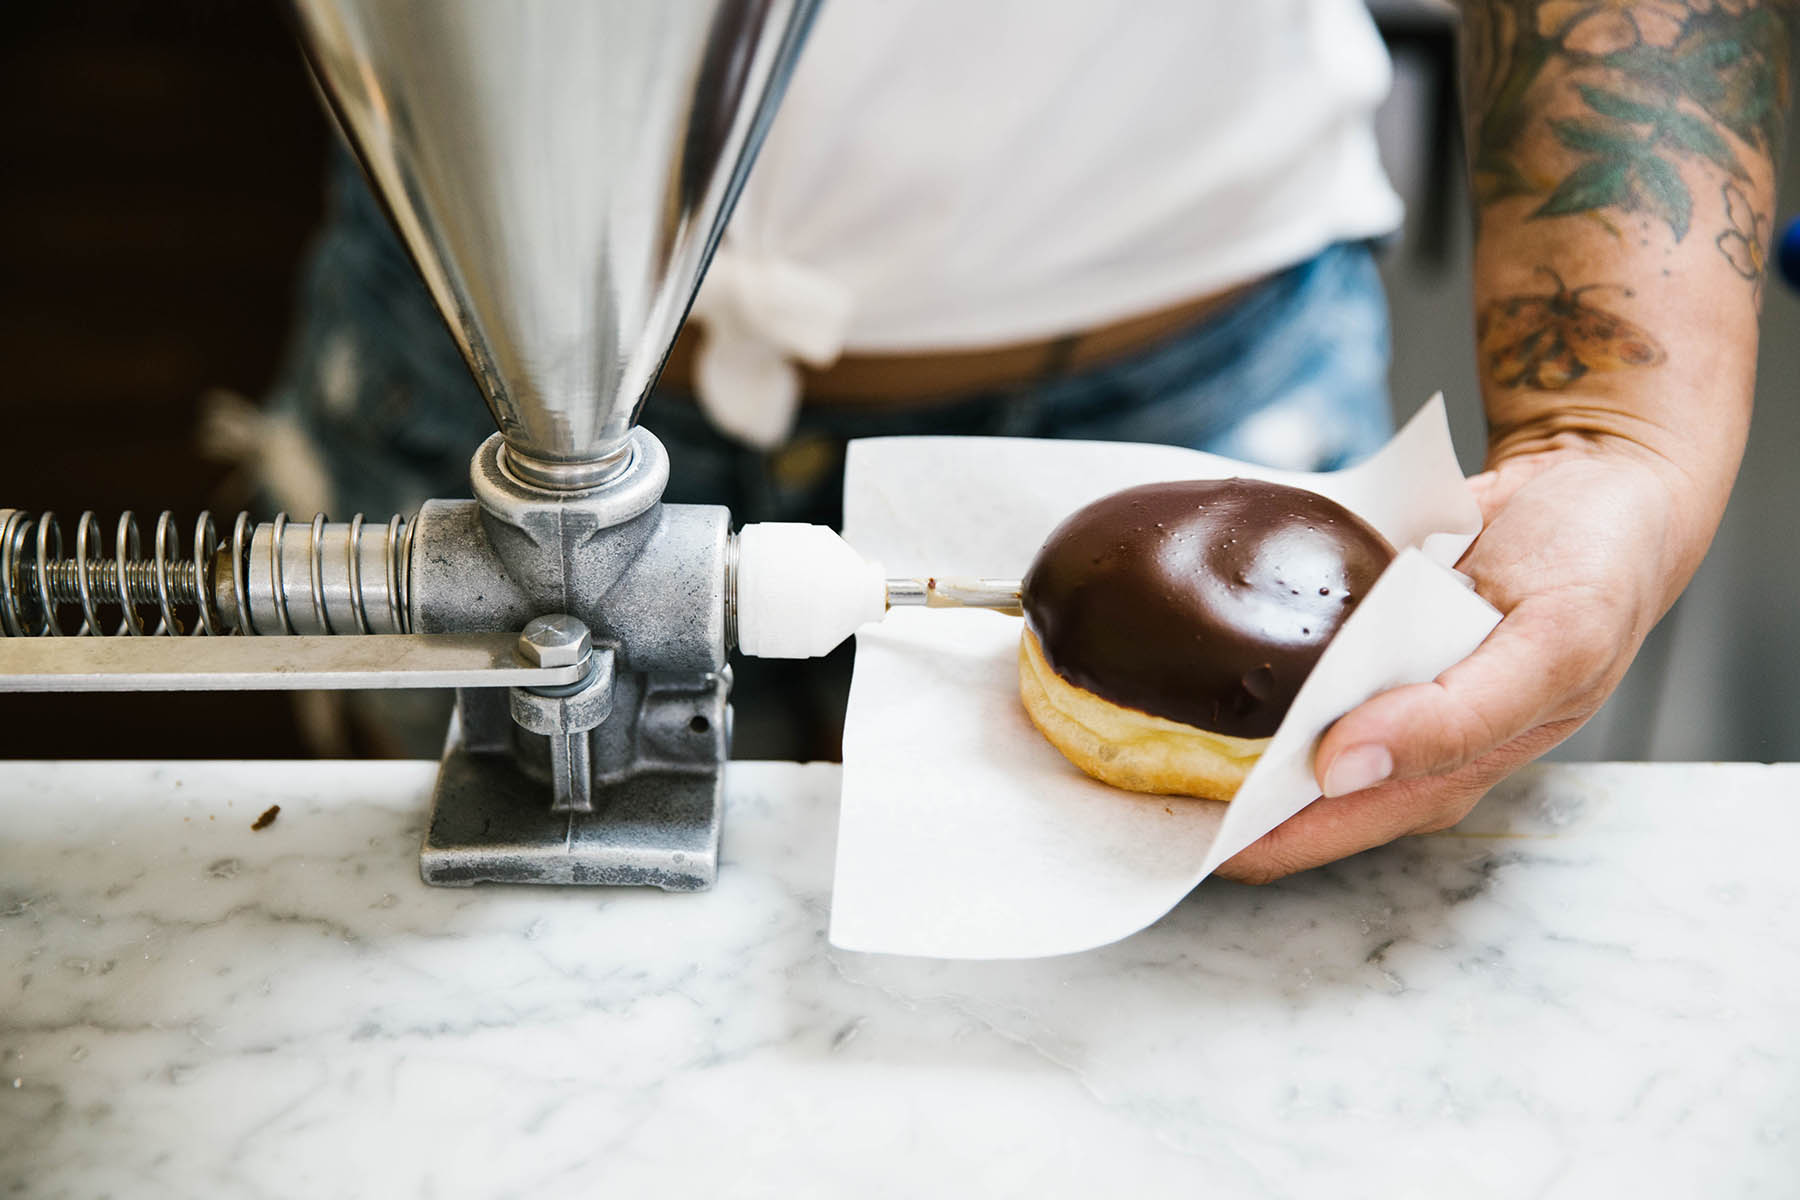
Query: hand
[[1216, 430, 1715, 885]]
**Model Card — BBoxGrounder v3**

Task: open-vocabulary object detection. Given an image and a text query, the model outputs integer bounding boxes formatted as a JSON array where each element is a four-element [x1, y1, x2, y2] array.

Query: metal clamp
[[507, 615, 614, 814]]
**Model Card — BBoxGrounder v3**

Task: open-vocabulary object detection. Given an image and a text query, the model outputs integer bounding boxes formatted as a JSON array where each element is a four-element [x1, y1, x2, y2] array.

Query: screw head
[[517, 614, 592, 669]]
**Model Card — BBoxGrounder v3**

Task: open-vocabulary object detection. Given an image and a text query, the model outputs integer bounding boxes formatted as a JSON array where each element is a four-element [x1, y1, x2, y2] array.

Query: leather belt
[[657, 277, 1260, 406]]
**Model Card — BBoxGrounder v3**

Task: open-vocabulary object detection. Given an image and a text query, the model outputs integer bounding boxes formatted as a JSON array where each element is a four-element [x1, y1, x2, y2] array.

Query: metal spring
[[0, 510, 224, 637], [0, 509, 413, 638], [257, 510, 412, 636]]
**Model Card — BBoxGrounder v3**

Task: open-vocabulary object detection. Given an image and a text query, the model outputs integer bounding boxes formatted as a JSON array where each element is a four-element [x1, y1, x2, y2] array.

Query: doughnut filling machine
[[0, 0, 1018, 890]]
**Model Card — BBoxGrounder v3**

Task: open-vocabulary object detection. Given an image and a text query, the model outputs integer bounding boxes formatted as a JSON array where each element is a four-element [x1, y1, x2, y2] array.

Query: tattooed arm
[[1221, 0, 1792, 882]]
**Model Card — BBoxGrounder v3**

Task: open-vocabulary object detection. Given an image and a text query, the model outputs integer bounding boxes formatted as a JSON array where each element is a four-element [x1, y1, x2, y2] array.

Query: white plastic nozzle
[[734, 523, 888, 659]]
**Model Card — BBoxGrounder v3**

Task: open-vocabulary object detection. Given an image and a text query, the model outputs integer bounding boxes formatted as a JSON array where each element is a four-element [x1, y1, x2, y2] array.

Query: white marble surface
[[2, 761, 1797, 1198]]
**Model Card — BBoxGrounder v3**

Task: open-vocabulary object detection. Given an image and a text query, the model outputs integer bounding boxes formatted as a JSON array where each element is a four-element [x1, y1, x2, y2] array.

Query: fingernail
[[1322, 744, 1393, 798]]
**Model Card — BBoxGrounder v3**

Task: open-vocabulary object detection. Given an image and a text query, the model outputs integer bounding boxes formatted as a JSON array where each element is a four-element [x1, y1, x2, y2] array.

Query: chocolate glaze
[[1021, 479, 1395, 739]]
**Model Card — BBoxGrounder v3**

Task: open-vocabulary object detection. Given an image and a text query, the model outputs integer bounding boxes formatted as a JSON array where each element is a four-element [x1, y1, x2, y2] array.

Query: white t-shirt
[[688, 0, 1404, 446]]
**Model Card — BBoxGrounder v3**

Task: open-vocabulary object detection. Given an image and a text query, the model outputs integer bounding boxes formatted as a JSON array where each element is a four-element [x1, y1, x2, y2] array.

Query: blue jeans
[[271, 159, 1394, 757], [645, 242, 1393, 528]]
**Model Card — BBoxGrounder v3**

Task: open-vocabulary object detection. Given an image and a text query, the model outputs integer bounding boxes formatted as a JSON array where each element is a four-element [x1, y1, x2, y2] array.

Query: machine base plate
[[421, 714, 722, 890]]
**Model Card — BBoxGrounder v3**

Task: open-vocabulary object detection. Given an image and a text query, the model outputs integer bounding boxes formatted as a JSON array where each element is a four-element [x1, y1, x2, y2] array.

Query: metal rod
[[885, 577, 1023, 616]]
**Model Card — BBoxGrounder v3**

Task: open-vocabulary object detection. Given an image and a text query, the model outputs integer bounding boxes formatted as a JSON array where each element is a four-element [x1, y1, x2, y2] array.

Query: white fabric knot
[[688, 249, 853, 449]]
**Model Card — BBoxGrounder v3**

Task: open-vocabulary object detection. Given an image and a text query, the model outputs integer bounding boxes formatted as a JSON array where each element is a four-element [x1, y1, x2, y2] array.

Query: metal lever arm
[[0, 634, 585, 693]]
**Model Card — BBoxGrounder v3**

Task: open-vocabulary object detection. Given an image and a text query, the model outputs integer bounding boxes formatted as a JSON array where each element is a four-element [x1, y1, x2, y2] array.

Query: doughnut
[[1018, 478, 1395, 801]]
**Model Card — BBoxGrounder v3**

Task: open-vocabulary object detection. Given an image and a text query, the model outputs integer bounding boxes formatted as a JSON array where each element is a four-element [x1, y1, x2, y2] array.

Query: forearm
[[1225, 1, 1795, 880], [1458, 0, 1790, 583]]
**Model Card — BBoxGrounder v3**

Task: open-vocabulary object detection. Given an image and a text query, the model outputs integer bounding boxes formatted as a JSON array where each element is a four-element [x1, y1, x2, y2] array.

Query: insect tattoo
[[1477, 267, 1666, 391]]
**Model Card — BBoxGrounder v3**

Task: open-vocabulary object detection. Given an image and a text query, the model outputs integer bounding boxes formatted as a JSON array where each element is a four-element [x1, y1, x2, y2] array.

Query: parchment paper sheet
[[830, 396, 1502, 959]]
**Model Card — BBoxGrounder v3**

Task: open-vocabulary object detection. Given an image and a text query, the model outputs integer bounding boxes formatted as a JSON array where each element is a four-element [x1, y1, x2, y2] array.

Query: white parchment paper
[[830, 396, 1503, 959]]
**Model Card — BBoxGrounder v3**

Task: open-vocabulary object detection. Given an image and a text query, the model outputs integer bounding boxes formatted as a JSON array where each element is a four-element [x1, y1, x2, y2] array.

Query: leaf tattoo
[[1715, 179, 1771, 301], [1534, 126, 1694, 238], [1478, 268, 1667, 391], [1464, 1, 1791, 242]]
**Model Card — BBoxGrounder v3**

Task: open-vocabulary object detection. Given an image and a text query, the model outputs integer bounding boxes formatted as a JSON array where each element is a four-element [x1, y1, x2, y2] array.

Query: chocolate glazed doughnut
[[1018, 479, 1395, 801]]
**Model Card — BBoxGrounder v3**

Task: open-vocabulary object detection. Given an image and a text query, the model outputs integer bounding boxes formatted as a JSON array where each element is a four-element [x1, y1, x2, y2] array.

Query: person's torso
[[700, 0, 1405, 354]]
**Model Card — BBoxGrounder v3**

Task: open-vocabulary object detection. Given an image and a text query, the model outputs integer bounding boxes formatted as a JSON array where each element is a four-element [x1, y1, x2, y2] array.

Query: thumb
[[1312, 602, 1603, 797]]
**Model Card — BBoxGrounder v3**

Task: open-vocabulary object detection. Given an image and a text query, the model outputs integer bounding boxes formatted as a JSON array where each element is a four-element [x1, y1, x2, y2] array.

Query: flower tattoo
[[1716, 181, 1771, 302]]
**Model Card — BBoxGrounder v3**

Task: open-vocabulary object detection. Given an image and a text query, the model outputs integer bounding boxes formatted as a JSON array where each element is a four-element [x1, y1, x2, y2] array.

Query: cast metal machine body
[[0, 0, 1021, 891]]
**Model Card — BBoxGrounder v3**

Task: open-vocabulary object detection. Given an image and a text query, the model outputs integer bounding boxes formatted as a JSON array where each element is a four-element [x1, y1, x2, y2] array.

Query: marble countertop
[[2, 760, 1796, 1197]]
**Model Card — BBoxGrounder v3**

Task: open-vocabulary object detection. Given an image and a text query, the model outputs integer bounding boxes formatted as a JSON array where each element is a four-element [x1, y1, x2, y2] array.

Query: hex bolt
[[517, 614, 592, 669]]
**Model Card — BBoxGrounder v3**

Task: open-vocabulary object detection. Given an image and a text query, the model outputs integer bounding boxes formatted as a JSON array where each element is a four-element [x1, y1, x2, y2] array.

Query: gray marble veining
[[1, 761, 1796, 1197]]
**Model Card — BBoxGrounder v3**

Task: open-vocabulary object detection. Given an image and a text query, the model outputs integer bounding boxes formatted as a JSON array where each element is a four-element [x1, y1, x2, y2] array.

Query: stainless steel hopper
[[291, 0, 818, 488]]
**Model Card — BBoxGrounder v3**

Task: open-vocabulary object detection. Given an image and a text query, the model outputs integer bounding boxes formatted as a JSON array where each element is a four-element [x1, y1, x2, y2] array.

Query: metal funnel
[[291, 0, 819, 490]]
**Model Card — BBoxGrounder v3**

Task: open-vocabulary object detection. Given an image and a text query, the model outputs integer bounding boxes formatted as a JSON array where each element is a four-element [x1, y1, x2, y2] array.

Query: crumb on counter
[[251, 805, 281, 832]]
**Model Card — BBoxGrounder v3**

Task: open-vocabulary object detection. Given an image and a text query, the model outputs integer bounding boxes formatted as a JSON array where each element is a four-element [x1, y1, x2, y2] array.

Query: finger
[[1464, 468, 1506, 522], [1312, 601, 1605, 798], [1216, 774, 1472, 885], [1219, 720, 1573, 885], [1463, 458, 1553, 523]]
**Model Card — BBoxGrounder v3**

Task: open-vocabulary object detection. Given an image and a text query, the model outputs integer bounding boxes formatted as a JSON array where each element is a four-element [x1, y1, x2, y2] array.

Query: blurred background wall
[[1, 1, 1795, 761], [0, 2, 325, 755]]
